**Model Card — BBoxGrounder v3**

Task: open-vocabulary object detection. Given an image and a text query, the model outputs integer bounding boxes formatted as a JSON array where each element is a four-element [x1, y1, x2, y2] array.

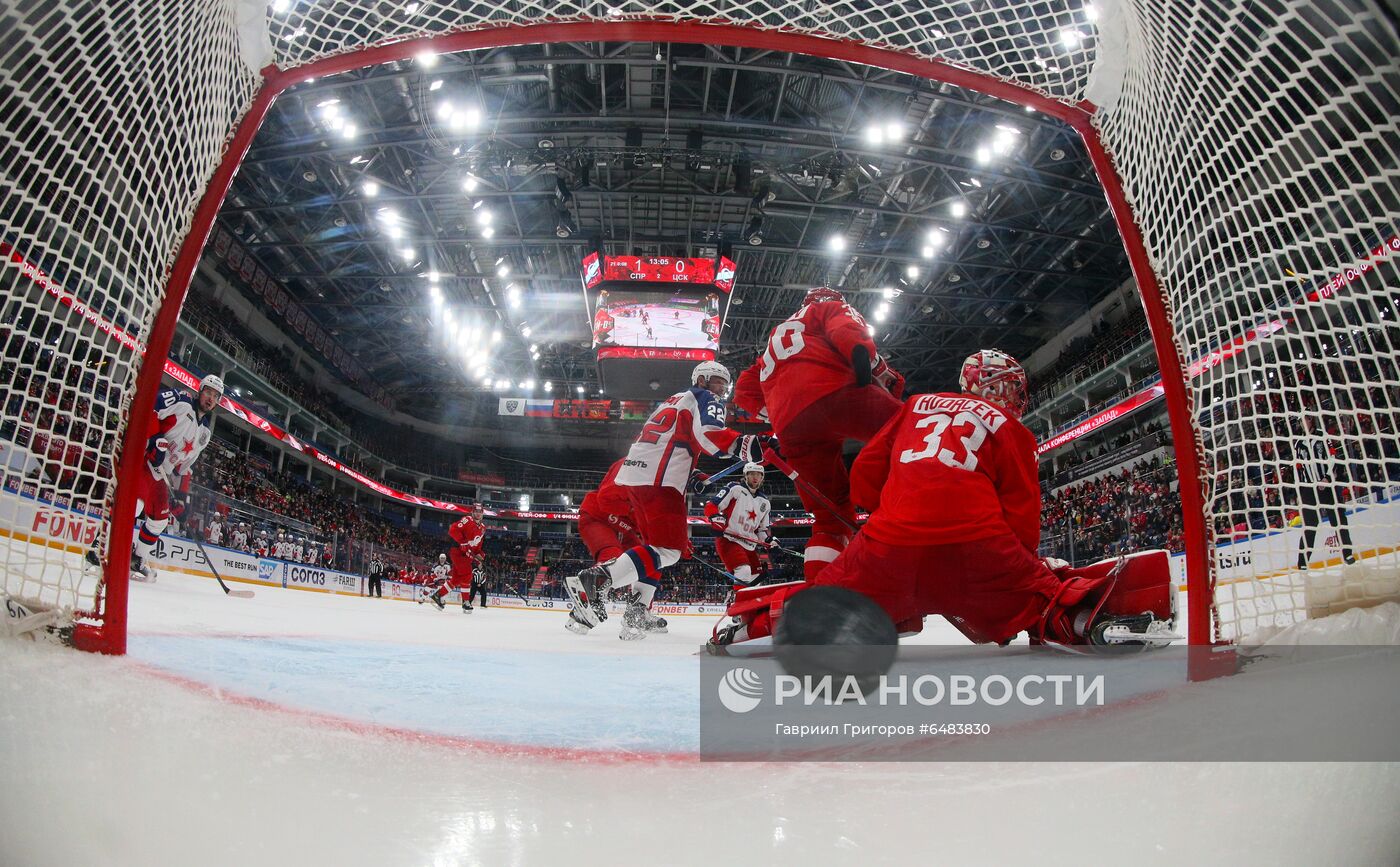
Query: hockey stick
[[190, 535, 255, 598], [692, 459, 747, 493], [690, 554, 747, 585], [714, 527, 802, 560], [761, 447, 861, 534]]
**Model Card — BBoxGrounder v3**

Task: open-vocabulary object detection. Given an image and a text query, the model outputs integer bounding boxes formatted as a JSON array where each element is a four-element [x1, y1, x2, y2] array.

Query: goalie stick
[[190, 535, 255, 598]]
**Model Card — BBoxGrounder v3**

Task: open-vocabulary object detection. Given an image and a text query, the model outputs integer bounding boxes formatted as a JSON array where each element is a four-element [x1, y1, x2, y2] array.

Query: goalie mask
[[803, 286, 844, 306], [960, 349, 1028, 419]]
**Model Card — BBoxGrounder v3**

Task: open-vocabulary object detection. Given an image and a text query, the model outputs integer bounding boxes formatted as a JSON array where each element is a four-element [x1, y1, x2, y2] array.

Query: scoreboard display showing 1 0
[[582, 252, 737, 399]]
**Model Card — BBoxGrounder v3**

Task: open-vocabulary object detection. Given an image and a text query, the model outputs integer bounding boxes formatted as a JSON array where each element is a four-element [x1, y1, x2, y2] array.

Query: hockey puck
[[773, 586, 898, 696]]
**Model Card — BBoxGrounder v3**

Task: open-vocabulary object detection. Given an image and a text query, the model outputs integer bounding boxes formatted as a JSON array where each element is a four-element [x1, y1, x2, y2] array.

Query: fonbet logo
[[717, 667, 764, 714]]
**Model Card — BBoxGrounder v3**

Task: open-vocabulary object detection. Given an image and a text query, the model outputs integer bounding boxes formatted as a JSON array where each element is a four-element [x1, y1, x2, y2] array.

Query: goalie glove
[[871, 354, 906, 399], [145, 436, 169, 473]]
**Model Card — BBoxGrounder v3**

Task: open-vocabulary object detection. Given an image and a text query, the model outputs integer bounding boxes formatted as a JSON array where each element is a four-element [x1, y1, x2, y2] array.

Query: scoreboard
[[582, 253, 737, 399]]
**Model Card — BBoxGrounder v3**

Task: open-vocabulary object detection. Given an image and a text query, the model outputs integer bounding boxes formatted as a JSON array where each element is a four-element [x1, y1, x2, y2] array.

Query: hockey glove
[[1041, 556, 1071, 574], [733, 434, 763, 464], [687, 472, 711, 496], [871, 354, 905, 399], [145, 436, 169, 473], [704, 502, 727, 531]]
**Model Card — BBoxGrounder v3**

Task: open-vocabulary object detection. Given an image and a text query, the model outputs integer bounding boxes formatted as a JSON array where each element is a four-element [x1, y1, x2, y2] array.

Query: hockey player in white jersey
[[420, 554, 452, 610], [88, 374, 224, 581], [206, 516, 224, 547], [705, 462, 774, 586], [563, 360, 766, 639]]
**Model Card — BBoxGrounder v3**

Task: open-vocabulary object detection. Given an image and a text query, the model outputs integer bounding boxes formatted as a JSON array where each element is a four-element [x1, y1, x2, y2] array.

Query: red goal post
[[2, 2, 1395, 660]]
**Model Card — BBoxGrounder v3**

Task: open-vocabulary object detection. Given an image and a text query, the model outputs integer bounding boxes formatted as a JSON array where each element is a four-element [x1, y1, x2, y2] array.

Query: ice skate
[[618, 599, 649, 640], [562, 563, 609, 629], [130, 553, 156, 584], [564, 605, 597, 635], [1083, 612, 1181, 648]]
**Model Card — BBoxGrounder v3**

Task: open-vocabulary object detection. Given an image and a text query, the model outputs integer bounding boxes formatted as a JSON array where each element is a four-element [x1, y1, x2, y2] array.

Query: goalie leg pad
[[710, 580, 808, 646], [1035, 550, 1176, 645]]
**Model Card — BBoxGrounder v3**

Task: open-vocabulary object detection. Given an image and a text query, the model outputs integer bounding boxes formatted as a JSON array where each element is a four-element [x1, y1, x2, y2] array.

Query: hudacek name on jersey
[[911, 394, 1008, 433]]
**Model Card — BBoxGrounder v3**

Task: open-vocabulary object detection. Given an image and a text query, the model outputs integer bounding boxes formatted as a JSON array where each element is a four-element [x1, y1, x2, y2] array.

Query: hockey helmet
[[199, 374, 225, 396], [743, 461, 765, 476], [959, 349, 1028, 418], [803, 286, 844, 306], [691, 360, 731, 393], [439, 553, 448, 563]]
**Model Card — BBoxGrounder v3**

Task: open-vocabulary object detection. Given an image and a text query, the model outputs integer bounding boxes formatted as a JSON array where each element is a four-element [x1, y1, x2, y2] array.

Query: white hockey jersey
[[615, 387, 741, 493], [149, 387, 213, 487], [706, 481, 773, 550], [432, 563, 451, 584], [207, 520, 223, 545]]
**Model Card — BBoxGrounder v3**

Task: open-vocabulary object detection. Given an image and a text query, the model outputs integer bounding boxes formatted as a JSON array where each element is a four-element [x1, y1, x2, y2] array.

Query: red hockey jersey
[[580, 459, 634, 520], [850, 392, 1042, 552], [735, 299, 877, 431], [449, 516, 485, 555]]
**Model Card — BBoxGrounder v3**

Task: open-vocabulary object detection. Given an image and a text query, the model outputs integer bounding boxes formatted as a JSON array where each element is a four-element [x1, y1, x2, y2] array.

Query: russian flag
[[524, 399, 555, 418]]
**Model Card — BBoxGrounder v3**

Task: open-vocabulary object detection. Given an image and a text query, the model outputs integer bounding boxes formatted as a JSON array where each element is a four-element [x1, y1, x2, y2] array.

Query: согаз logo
[[717, 667, 763, 713]]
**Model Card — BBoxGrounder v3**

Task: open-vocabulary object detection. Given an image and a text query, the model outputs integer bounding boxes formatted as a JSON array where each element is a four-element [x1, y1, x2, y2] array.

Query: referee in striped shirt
[[1291, 417, 1357, 570]]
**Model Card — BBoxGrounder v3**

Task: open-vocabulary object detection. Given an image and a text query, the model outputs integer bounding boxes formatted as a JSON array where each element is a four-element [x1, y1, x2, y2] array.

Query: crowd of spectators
[[1040, 455, 1185, 565], [0, 305, 125, 502], [1028, 308, 1150, 407]]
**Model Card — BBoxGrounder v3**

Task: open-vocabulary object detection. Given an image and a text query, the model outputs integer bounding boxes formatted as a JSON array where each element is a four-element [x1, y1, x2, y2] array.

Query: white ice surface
[[3, 571, 1399, 866]]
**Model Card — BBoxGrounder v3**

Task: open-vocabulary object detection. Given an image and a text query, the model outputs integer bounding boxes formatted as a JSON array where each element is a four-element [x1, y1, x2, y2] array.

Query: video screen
[[591, 290, 722, 351]]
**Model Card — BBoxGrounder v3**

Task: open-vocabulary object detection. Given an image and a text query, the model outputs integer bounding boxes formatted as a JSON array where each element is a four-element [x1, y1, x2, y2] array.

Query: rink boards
[[2, 481, 1397, 617]]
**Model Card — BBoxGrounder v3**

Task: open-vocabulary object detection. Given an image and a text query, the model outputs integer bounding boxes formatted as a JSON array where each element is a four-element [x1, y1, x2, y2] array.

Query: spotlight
[[744, 215, 765, 246], [555, 209, 578, 238], [751, 177, 776, 209]]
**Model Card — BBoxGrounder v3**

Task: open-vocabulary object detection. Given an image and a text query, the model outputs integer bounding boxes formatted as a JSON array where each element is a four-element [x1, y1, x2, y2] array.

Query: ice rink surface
[[3, 571, 1399, 866]]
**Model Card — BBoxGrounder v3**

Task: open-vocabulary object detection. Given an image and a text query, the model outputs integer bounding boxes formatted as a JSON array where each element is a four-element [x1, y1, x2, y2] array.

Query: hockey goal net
[[1, 1, 1396, 653]]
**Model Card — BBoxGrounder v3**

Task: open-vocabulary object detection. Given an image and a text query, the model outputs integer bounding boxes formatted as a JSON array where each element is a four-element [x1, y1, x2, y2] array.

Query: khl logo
[[717, 667, 763, 713]]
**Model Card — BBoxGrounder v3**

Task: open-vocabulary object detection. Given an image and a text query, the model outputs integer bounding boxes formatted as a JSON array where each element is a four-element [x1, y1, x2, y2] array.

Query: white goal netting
[[1, 0, 1396, 649]]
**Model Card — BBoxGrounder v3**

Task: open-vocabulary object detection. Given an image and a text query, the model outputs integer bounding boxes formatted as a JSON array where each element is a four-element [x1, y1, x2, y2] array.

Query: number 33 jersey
[[850, 392, 1042, 552], [616, 387, 741, 493]]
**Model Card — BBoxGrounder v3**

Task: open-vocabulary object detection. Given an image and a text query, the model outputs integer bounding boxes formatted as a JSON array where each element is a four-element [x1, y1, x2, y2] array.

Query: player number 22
[[898, 411, 987, 470], [758, 321, 805, 380]]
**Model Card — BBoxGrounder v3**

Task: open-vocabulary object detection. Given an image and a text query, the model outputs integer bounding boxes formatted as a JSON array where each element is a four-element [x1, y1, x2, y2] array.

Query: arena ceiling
[[211, 39, 1131, 426]]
